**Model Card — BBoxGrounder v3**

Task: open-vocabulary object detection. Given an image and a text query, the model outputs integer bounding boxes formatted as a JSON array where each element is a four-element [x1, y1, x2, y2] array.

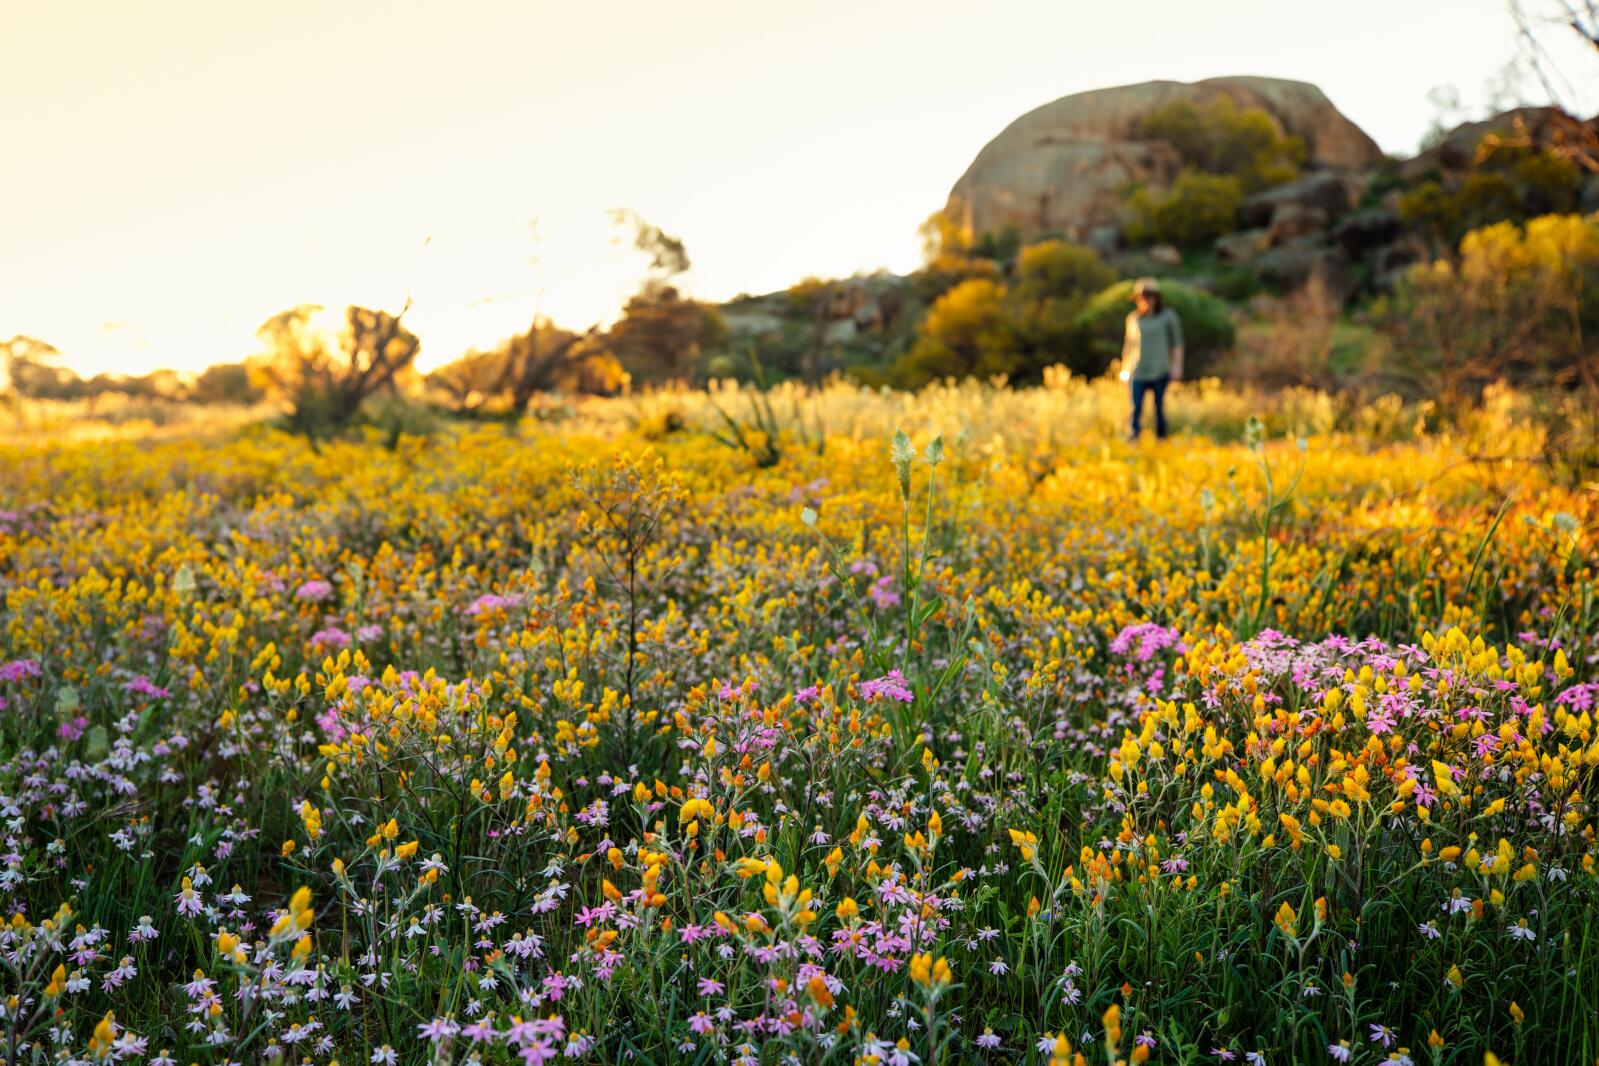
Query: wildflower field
[[1, 379, 1596, 1066]]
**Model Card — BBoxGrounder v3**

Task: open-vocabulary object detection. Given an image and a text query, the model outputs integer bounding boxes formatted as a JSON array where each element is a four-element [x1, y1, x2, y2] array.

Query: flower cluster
[[0, 387, 1593, 1064]]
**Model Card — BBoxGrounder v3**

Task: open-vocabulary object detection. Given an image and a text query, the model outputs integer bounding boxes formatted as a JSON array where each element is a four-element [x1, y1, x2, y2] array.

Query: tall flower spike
[[891, 429, 914, 500]]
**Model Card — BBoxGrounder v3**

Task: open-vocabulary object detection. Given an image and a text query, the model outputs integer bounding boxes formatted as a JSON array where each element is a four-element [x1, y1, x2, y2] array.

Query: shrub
[[1122, 170, 1243, 248], [911, 251, 1001, 305], [1136, 95, 1305, 190], [606, 286, 729, 386], [1224, 275, 1373, 391], [249, 303, 422, 442], [1376, 212, 1599, 401], [892, 278, 1020, 386], [1515, 149, 1583, 214], [1456, 171, 1522, 229], [969, 224, 1022, 263], [893, 241, 1116, 387], [1396, 180, 1461, 245], [1014, 239, 1116, 298], [1396, 145, 1586, 248]]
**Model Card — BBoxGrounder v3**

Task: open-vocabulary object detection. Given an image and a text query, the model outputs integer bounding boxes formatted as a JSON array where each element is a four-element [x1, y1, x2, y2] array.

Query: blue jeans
[[1130, 376, 1169, 439]]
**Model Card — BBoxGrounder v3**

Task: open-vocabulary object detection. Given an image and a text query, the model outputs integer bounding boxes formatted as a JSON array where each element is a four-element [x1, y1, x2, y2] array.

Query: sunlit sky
[[3, 0, 1591, 375]]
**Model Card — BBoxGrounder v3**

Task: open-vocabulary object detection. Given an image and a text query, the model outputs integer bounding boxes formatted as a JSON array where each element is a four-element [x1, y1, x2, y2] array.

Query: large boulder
[[1241, 171, 1358, 227], [1401, 106, 1599, 180], [1148, 244, 1183, 268], [723, 309, 787, 339], [946, 76, 1381, 243], [1267, 203, 1330, 245], [1215, 228, 1273, 263], [1256, 237, 1350, 299], [1331, 206, 1402, 255]]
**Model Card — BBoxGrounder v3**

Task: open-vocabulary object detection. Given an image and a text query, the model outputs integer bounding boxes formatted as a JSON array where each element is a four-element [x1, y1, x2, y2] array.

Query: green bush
[[1122, 170, 1243, 248], [1211, 266, 1262, 302], [892, 278, 1021, 386], [1376, 212, 1599, 401], [1396, 145, 1585, 247], [362, 391, 443, 448], [970, 224, 1022, 263], [1014, 239, 1115, 299], [1396, 180, 1460, 243], [1515, 150, 1582, 214], [1136, 96, 1305, 190], [1071, 279, 1236, 377], [892, 241, 1117, 387], [1456, 171, 1522, 228]]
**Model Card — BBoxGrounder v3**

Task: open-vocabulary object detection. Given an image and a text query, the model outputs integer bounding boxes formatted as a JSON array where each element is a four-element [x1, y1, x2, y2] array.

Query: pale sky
[[2, 0, 1590, 375]]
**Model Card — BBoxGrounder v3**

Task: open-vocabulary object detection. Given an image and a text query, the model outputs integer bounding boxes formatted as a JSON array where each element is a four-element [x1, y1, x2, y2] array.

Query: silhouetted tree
[[607, 286, 728, 386], [602, 212, 727, 385], [2, 336, 78, 399], [250, 303, 420, 440], [428, 321, 627, 415]]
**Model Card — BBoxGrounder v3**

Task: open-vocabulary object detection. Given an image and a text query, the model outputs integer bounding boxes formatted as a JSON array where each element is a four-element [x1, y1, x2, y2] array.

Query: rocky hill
[[946, 77, 1382, 245], [942, 79, 1598, 298], [717, 79, 1598, 385]]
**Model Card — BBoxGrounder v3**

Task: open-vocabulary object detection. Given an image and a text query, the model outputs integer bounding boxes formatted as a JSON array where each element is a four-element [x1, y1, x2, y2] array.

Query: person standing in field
[[1119, 276, 1183, 441]]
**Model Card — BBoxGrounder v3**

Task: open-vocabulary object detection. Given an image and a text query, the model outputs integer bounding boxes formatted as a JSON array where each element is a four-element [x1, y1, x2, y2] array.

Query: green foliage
[[1123, 170, 1244, 248], [1136, 95, 1306, 190], [606, 286, 729, 385], [1376, 211, 1599, 399], [1013, 239, 1116, 298], [910, 251, 1002, 306], [784, 276, 831, 316], [893, 278, 1021, 386], [1358, 156, 1408, 208], [969, 224, 1022, 263], [1212, 265, 1263, 302], [1396, 180, 1460, 240], [892, 241, 1116, 387], [1073, 279, 1236, 377], [1456, 171, 1522, 225], [362, 391, 443, 448], [1514, 149, 1584, 214], [1397, 145, 1585, 247]]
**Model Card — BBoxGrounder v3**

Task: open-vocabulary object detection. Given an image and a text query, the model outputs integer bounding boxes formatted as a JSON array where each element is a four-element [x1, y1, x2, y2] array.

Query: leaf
[[85, 725, 110, 761]]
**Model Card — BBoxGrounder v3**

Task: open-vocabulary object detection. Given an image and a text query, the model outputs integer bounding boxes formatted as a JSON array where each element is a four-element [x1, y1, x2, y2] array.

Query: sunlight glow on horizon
[[3, 0, 1590, 378]]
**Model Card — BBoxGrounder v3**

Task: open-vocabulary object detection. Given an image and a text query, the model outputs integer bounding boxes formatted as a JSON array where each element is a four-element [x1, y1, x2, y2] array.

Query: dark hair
[[1142, 292, 1163, 313]]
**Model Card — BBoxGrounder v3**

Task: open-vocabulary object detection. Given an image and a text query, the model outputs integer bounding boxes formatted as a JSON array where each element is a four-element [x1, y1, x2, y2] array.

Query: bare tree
[[1509, 1, 1599, 169], [498, 319, 588, 415], [251, 302, 421, 440]]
